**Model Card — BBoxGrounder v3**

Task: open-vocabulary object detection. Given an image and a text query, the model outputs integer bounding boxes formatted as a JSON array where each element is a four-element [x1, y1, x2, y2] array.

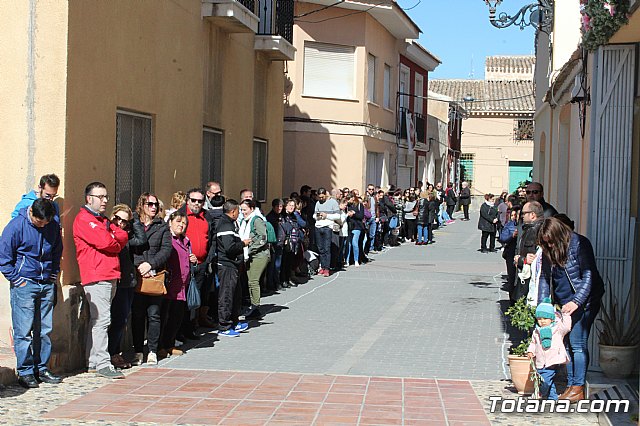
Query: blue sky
[[398, 0, 536, 79]]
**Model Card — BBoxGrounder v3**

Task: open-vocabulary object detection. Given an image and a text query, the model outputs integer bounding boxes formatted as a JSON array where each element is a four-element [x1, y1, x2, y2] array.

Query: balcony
[[398, 107, 426, 144], [202, 0, 259, 34], [254, 0, 295, 61]]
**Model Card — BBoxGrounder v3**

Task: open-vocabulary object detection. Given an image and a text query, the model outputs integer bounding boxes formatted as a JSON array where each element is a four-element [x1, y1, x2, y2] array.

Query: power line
[[296, 0, 390, 24], [295, 1, 345, 19]]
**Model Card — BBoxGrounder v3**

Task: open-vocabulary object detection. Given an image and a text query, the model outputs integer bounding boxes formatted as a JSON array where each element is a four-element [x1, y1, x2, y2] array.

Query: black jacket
[[118, 217, 148, 288], [538, 233, 604, 310], [540, 199, 559, 218], [416, 199, 437, 226], [445, 188, 457, 206], [132, 217, 172, 271], [377, 196, 397, 219], [459, 187, 471, 206], [216, 214, 245, 268], [478, 203, 499, 232], [515, 220, 542, 268], [347, 203, 365, 231]]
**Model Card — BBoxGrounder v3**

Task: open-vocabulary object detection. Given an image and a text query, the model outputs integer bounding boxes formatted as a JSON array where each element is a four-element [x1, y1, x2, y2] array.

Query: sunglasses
[[146, 202, 159, 208], [190, 198, 204, 204], [112, 216, 128, 223], [526, 190, 540, 195]]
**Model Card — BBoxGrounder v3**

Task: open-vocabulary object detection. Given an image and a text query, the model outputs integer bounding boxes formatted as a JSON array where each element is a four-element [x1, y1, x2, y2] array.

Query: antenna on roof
[[468, 54, 474, 79]]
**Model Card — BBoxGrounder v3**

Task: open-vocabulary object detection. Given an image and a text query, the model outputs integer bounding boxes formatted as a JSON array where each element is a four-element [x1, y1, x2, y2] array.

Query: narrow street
[[0, 213, 599, 425]]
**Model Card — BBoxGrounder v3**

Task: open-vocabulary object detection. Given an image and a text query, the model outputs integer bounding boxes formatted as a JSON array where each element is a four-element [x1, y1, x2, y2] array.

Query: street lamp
[[483, 0, 554, 34]]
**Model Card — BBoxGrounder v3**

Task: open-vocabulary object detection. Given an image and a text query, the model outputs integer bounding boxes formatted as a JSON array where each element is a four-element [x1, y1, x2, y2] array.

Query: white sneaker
[[131, 352, 144, 366], [354, 262, 360, 267], [146, 352, 157, 365]]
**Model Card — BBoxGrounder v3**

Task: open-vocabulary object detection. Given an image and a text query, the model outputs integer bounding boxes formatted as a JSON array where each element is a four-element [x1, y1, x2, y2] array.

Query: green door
[[508, 161, 533, 193]]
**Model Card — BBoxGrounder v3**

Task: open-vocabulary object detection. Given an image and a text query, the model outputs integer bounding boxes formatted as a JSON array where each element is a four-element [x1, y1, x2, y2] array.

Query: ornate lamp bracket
[[484, 0, 554, 34]]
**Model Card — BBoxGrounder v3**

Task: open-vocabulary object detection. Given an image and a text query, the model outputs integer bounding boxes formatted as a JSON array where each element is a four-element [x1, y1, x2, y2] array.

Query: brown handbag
[[135, 270, 168, 296]]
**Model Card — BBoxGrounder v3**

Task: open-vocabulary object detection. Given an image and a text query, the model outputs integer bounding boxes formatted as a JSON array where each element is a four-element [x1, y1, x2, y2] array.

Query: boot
[[198, 306, 217, 328], [560, 386, 584, 402], [558, 386, 573, 399]]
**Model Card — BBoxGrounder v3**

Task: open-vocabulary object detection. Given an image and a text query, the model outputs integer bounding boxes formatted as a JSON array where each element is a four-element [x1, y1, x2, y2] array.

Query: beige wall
[[461, 116, 534, 197]]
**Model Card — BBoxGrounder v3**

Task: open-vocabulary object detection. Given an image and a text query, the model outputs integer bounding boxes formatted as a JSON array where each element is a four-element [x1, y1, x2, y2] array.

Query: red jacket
[[73, 207, 128, 285]]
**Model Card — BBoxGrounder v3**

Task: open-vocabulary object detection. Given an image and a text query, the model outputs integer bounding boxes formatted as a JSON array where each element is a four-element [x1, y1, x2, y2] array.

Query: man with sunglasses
[[204, 181, 225, 213], [11, 174, 61, 222], [525, 182, 558, 218], [513, 201, 544, 301], [73, 182, 128, 379]]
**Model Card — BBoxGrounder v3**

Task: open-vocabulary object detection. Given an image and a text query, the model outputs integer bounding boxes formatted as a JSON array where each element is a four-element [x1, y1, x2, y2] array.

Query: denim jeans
[[108, 286, 135, 356], [416, 224, 429, 243], [315, 227, 333, 270], [268, 246, 283, 289], [345, 230, 361, 264], [566, 304, 600, 386], [366, 218, 377, 251], [10, 279, 55, 376], [538, 366, 559, 400]]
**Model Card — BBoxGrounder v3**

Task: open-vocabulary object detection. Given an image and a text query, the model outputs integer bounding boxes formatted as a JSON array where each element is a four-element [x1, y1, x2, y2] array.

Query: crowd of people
[[0, 174, 466, 388]]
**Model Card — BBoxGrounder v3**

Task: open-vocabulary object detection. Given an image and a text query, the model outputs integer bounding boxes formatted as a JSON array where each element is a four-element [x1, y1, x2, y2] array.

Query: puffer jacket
[[538, 233, 605, 309], [132, 217, 172, 271], [416, 198, 429, 226]]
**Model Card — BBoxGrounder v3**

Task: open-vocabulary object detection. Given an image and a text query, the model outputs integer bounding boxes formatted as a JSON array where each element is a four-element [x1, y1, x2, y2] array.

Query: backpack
[[250, 216, 278, 244]]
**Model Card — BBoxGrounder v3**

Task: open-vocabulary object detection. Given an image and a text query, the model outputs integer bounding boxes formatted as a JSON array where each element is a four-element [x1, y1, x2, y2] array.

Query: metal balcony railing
[[398, 107, 426, 143], [256, 0, 294, 43], [238, 0, 256, 14]]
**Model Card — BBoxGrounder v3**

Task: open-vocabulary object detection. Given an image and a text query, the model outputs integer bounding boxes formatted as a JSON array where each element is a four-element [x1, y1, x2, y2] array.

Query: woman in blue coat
[[536, 216, 604, 403]]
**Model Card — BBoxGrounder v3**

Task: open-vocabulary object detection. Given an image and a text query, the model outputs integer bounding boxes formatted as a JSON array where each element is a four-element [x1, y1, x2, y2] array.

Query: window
[[367, 53, 377, 103], [366, 152, 384, 187], [253, 139, 268, 203], [115, 111, 152, 207], [414, 73, 424, 115], [399, 65, 410, 109], [202, 128, 223, 189], [514, 119, 534, 140], [383, 64, 391, 109], [460, 153, 475, 188], [303, 42, 355, 99]]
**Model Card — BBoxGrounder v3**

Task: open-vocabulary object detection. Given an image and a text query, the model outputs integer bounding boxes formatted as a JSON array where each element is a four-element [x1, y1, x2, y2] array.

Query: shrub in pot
[[505, 296, 536, 394], [597, 282, 640, 379]]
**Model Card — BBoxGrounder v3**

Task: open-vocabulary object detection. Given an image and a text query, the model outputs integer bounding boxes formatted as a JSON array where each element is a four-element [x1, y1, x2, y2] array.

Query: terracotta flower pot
[[599, 344, 639, 379], [508, 354, 534, 395]]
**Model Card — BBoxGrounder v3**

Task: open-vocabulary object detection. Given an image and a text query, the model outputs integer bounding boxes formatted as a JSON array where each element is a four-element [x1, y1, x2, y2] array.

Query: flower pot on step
[[508, 354, 534, 395], [599, 344, 639, 379]]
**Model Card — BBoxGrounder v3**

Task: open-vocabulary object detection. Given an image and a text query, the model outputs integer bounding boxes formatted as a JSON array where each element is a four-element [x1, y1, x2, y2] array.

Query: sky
[[397, 0, 537, 79]]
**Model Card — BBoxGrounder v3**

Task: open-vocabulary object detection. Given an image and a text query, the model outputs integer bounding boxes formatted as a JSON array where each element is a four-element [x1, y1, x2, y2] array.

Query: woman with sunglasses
[[107, 204, 147, 370], [131, 193, 172, 365]]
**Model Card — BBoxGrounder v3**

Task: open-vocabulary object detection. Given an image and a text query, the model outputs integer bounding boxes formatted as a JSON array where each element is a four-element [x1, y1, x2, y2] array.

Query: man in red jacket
[[73, 182, 128, 379]]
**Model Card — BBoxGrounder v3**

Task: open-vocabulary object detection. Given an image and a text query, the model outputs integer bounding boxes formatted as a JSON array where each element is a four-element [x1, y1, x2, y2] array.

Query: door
[[508, 161, 533, 193], [397, 166, 412, 189]]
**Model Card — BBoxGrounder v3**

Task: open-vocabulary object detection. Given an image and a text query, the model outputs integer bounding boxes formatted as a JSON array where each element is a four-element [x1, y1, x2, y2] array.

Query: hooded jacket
[[73, 206, 128, 284], [527, 311, 571, 369], [0, 208, 63, 284], [11, 190, 60, 223]]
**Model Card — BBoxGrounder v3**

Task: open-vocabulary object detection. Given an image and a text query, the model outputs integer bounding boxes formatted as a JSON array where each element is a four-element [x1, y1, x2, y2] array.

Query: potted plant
[[597, 283, 640, 378], [505, 296, 536, 394]]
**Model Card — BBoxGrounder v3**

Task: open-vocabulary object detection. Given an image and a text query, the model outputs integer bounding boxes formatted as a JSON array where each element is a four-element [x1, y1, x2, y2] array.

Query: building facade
[[430, 56, 535, 200], [282, 0, 437, 193], [0, 0, 294, 375]]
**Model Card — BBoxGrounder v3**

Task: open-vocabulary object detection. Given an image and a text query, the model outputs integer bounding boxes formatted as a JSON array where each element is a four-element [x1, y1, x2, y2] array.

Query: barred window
[[514, 119, 534, 140], [202, 129, 223, 190], [115, 111, 152, 207], [253, 139, 268, 203], [460, 153, 475, 188]]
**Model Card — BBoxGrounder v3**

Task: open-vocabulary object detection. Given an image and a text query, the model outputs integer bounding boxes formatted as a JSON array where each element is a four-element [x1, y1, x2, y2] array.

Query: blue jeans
[[345, 230, 361, 264], [566, 304, 600, 386], [10, 279, 55, 376], [367, 218, 377, 251], [538, 366, 559, 400], [416, 224, 429, 243], [315, 227, 333, 270], [268, 246, 283, 288], [108, 286, 135, 356]]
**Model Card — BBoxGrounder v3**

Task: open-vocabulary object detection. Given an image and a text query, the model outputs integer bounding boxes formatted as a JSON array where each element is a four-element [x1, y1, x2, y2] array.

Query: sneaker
[[322, 269, 330, 277], [234, 322, 249, 333], [317, 268, 325, 275], [219, 329, 240, 337], [146, 352, 158, 365], [369, 250, 379, 254], [96, 365, 125, 379], [354, 262, 360, 267], [131, 352, 144, 366]]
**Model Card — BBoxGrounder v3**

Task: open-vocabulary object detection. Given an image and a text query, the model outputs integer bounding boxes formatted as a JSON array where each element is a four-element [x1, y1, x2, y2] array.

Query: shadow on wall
[[283, 103, 338, 195]]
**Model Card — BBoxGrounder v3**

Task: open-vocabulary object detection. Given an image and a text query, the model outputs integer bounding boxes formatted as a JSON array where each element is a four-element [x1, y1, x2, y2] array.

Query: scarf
[[239, 210, 258, 260]]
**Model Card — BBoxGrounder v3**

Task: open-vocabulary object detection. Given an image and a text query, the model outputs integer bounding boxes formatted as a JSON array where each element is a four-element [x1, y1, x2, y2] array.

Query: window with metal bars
[[202, 129, 223, 190], [460, 153, 475, 187], [253, 139, 268, 203], [514, 119, 534, 141], [115, 111, 152, 208]]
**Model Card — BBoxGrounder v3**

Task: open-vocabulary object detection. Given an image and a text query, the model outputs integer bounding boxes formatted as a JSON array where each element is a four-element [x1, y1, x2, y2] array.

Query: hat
[[535, 297, 555, 320]]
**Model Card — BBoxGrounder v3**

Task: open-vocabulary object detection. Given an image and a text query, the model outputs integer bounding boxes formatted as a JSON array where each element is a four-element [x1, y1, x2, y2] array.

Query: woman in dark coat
[[346, 195, 365, 265], [415, 192, 429, 245], [478, 193, 499, 252], [536, 217, 604, 403], [459, 181, 471, 221], [131, 193, 172, 365]]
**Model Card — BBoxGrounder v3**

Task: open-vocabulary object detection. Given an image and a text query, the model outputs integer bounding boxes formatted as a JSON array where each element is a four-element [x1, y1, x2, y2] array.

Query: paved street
[[0, 213, 599, 425]]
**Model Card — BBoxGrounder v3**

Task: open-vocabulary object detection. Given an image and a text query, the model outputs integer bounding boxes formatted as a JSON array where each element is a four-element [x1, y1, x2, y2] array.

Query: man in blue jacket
[[11, 174, 60, 222], [0, 198, 63, 389]]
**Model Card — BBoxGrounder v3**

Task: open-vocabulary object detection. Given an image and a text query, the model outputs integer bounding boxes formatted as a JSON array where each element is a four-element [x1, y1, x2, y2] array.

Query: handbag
[[135, 270, 167, 296], [186, 265, 201, 311]]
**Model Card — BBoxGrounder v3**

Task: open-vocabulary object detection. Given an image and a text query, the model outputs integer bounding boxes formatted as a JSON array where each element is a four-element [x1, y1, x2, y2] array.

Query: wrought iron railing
[[256, 0, 294, 43], [398, 107, 426, 143], [238, 0, 256, 14]]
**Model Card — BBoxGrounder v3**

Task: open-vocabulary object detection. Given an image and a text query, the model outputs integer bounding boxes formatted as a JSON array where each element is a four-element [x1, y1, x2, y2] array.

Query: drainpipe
[[25, 0, 37, 191]]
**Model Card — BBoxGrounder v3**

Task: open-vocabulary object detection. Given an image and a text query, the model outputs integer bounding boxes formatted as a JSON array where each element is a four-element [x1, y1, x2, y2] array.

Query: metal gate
[[588, 44, 637, 367]]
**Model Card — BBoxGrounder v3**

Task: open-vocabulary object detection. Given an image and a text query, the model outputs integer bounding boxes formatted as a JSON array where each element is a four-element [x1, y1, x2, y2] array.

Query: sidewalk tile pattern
[[44, 368, 491, 425]]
